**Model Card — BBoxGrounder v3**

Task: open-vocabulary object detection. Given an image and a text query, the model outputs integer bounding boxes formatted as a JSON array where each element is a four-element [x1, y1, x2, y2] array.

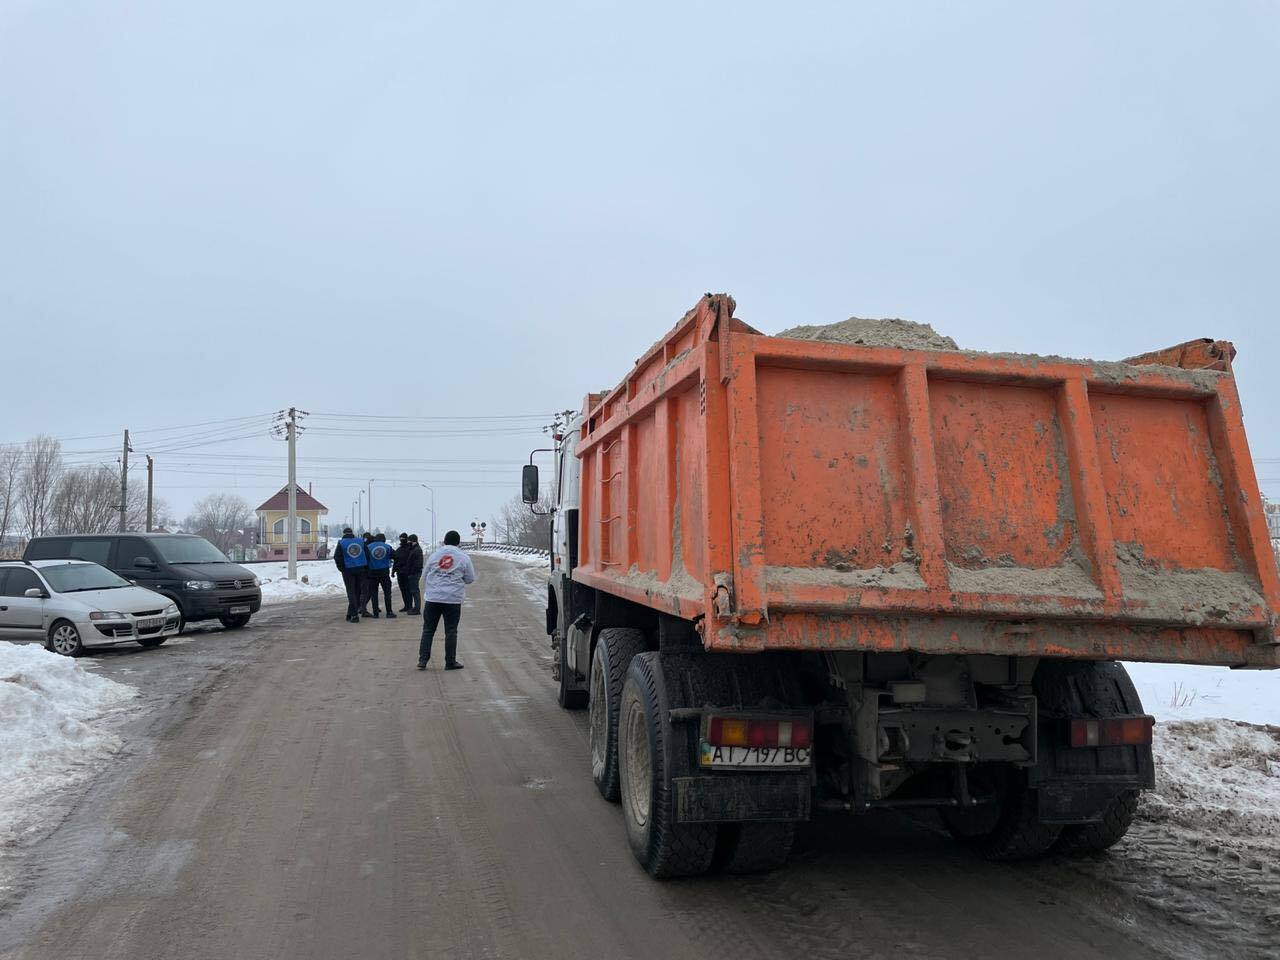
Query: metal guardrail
[[470, 542, 551, 558]]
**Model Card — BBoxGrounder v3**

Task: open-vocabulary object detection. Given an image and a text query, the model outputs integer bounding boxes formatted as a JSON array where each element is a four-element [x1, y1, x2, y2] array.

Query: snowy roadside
[[0, 644, 139, 849], [254, 560, 347, 604], [472, 549, 550, 608]]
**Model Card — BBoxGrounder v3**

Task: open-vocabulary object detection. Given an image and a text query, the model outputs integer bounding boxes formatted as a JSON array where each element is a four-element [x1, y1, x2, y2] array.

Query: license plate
[[228, 605, 250, 615], [136, 617, 163, 631], [699, 743, 811, 769]]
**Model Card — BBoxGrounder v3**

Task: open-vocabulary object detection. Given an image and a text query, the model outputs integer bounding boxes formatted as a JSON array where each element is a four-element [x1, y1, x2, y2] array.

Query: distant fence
[[471, 542, 551, 558]]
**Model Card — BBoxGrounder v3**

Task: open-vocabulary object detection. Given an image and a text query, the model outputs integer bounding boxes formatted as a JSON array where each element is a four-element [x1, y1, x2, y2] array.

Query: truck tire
[[1055, 790, 1140, 856], [713, 822, 796, 874], [618, 653, 717, 878], [556, 628, 587, 710], [590, 628, 648, 802], [941, 768, 1061, 860], [1037, 660, 1148, 855]]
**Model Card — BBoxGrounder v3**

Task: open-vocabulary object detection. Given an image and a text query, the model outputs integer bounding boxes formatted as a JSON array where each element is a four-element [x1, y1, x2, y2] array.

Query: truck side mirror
[[135, 556, 156, 568], [522, 464, 539, 504]]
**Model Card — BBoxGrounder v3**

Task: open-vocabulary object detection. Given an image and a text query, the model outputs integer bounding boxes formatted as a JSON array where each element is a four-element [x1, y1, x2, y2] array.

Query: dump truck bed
[[572, 296, 1280, 668]]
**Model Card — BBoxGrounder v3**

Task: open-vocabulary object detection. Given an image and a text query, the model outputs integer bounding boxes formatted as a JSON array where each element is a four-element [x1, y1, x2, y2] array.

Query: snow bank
[[255, 560, 347, 604], [1145, 719, 1280, 845], [0, 643, 138, 844], [1122, 661, 1280, 725]]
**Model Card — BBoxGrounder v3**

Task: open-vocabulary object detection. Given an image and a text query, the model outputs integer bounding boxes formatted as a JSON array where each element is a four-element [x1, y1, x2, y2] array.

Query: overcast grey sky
[[2, 1, 1277, 538]]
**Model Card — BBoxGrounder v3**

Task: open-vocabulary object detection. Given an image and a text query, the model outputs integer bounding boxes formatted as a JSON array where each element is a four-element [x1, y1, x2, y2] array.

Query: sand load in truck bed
[[778, 317, 960, 352], [570, 295, 1280, 669]]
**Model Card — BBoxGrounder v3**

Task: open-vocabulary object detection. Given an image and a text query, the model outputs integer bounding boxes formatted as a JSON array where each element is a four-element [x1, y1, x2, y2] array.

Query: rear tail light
[[707, 715, 813, 750], [1068, 715, 1154, 748]]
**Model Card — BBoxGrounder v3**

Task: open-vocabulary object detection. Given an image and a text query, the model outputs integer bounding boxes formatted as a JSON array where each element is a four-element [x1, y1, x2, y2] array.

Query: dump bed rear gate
[[572, 296, 1280, 668]]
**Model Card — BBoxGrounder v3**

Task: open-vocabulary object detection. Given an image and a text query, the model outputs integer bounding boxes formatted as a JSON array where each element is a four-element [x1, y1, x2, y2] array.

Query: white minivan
[[0, 560, 182, 656]]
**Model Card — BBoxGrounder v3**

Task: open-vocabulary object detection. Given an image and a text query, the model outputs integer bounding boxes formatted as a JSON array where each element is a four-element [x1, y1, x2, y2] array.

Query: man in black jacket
[[394, 534, 413, 613], [395, 533, 424, 615]]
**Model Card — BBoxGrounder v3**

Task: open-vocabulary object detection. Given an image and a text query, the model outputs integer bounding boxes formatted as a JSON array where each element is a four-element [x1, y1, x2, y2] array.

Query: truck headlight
[[184, 580, 216, 591], [88, 611, 126, 621]]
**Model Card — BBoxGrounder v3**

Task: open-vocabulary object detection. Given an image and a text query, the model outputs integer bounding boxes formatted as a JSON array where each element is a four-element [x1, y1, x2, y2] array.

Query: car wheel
[[219, 614, 250, 629], [48, 619, 85, 657]]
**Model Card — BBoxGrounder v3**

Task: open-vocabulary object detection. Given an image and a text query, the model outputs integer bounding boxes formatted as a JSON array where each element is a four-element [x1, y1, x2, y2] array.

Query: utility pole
[[145, 455, 154, 532], [272, 407, 308, 580], [119, 429, 132, 532], [287, 407, 298, 581], [368, 479, 373, 533]]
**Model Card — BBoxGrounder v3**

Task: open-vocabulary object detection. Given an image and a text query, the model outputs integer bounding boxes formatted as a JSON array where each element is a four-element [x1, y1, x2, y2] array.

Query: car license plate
[[136, 617, 163, 631], [699, 742, 811, 769], [229, 605, 250, 615]]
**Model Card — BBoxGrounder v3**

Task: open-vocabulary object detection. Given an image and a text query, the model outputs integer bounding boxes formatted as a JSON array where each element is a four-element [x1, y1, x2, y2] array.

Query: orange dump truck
[[520, 294, 1279, 878]]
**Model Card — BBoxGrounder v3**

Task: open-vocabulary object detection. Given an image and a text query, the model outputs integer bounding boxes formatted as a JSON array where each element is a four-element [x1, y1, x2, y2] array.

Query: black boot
[[385, 611, 397, 619]]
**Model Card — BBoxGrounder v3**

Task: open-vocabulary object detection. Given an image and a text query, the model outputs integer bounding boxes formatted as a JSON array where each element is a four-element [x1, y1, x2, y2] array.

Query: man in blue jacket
[[366, 532, 396, 619], [333, 527, 368, 623]]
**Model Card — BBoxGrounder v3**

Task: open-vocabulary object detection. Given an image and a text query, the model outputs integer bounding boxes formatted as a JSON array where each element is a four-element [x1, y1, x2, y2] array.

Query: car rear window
[[25, 538, 114, 565]]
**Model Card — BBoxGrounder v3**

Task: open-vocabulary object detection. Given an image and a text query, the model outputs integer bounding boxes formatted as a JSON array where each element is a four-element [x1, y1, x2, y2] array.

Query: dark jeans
[[368, 570, 393, 614], [398, 573, 421, 613], [419, 602, 462, 664], [341, 569, 364, 618]]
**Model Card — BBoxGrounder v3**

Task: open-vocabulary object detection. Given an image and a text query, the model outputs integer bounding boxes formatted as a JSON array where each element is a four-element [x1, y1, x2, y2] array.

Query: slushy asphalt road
[[0, 557, 1224, 960]]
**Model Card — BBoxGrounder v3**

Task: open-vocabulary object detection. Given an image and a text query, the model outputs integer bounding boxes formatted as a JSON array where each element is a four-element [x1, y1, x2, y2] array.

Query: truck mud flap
[[1037, 779, 1138, 825], [674, 774, 810, 824]]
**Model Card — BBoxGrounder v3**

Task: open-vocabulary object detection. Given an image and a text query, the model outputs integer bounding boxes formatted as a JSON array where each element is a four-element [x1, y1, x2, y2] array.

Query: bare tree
[[49, 465, 120, 534], [186, 493, 253, 554], [19, 435, 63, 537], [494, 494, 553, 549], [0, 445, 21, 553]]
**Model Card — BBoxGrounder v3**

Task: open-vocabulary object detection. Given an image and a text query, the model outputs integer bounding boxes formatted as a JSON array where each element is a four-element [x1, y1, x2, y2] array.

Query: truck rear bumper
[[674, 774, 810, 824]]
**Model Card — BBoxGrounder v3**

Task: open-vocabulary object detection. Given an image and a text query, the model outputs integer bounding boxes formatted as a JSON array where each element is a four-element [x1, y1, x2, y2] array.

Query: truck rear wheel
[[1054, 789, 1140, 855], [941, 767, 1061, 860], [618, 653, 717, 878], [589, 628, 647, 802], [1037, 660, 1148, 855], [713, 822, 796, 874]]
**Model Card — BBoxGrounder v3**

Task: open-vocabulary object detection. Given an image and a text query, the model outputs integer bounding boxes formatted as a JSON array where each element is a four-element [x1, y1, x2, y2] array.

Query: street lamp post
[[419, 483, 436, 546], [357, 490, 365, 533]]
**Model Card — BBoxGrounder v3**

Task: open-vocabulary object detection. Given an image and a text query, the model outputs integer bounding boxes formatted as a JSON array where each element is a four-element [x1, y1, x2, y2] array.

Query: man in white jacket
[[418, 530, 477, 671]]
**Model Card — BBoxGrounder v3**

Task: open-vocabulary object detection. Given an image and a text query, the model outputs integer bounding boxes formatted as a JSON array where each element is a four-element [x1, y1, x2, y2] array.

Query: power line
[[309, 412, 556, 422]]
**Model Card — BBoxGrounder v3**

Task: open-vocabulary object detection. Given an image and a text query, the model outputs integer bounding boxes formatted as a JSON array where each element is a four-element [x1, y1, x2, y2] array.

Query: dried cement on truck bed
[[946, 562, 1104, 600], [777, 317, 959, 352]]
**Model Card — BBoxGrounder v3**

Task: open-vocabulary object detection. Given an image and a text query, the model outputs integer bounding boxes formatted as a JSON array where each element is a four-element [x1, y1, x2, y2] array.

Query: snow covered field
[[1124, 661, 1279, 725], [0, 643, 138, 845]]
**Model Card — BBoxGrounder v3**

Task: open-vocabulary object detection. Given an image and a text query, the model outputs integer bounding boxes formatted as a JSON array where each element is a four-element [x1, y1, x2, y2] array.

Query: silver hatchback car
[[0, 559, 182, 656]]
